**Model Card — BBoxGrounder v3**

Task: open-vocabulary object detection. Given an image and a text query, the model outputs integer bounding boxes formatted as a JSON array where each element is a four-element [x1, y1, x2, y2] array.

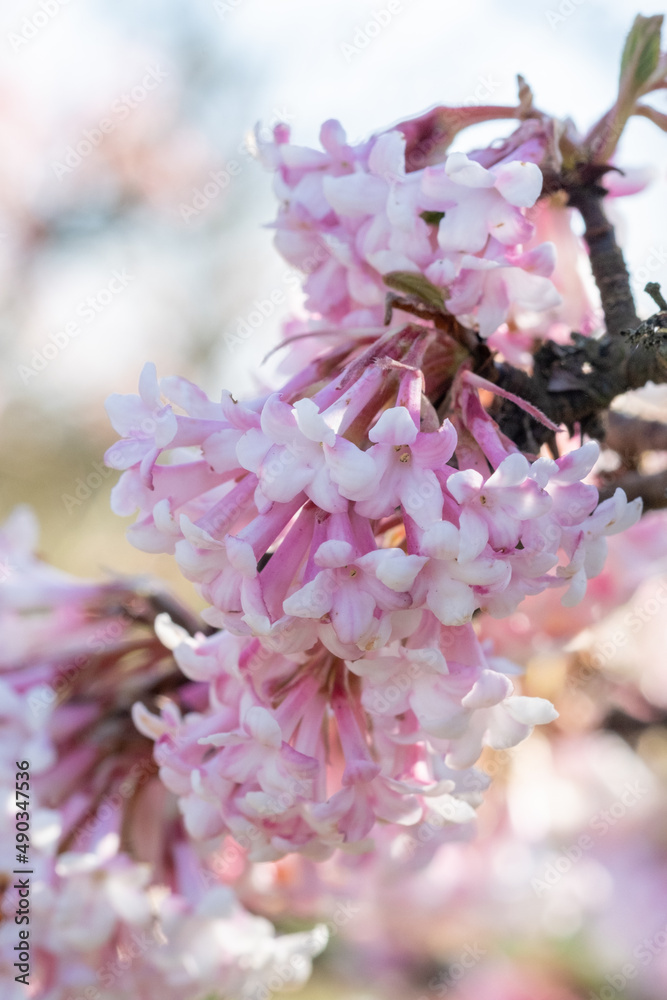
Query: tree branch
[[566, 184, 639, 338], [597, 467, 667, 509], [603, 411, 667, 464], [489, 183, 667, 452]]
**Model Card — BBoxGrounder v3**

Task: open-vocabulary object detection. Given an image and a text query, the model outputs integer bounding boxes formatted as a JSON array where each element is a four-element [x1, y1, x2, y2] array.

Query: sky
[[1, 0, 665, 404]]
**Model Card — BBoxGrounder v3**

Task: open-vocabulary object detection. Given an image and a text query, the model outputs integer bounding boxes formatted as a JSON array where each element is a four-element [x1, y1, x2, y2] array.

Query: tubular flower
[[258, 120, 560, 338], [106, 335, 639, 858], [104, 108, 643, 862]]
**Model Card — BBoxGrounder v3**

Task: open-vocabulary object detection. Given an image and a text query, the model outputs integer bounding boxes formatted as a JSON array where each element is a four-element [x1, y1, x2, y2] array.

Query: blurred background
[[1, 1, 667, 997]]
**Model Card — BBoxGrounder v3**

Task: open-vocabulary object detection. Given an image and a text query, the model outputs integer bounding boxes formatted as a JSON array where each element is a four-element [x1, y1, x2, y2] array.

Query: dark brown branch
[[603, 411, 667, 463], [489, 182, 667, 452], [567, 185, 639, 338], [597, 467, 667, 509]]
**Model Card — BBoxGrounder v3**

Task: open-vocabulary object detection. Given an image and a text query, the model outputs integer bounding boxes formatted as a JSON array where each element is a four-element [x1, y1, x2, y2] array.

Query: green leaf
[[383, 271, 448, 311], [419, 210, 445, 225], [619, 14, 663, 91]]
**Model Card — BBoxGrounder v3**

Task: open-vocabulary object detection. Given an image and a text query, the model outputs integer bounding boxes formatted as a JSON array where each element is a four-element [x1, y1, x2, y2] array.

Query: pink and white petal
[[446, 468, 484, 504], [486, 452, 530, 488], [457, 508, 489, 562], [325, 437, 377, 499], [291, 173, 332, 221], [236, 428, 272, 473], [475, 276, 510, 338], [445, 152, 495, 188], [260, 393, 298, 444], [360, 549, 428, 591], [560, 567, 590, 608], [372, 782, 422, 826], [203, 429, 244, 473], [554, 440, 600, 483], [306, 465, 349, 514], [180, 794, 226, 840], [320, 118, 348, 151], [421, 520, 460, 560], [126, 514, 177, 554], [139, 361, 162, 409], [314, 539, 355, 568], [410, 685, 470, 739], [458, 254, 502, 271], [411, 422, 457, 466], [492, 159, 544, 207], [437, 202, 490, 254], [515, 241, 557, 276], [219, 390, 262, 430], [421, 164, 458, 201], [426, 793, 477, 824], [293, 398, 336, 446], [322, 173, 387, 217], [225, 535, 257, 578], [259, 446, 314, 503], [104, 437, 152, 470], [330, 586, 377, 645], [454, 556, 510, 589], [427, 575, 478, 626], [368, 130, 406, 179], [484, 706, 532, 750], [486, 200, 534, 246], [104, 393, 151, 437], [243, 706, 283, 748], [505, 268, 562, 310], [425, 256, 459, 286], [369, 406, 419, 445], [461, 669, 513, 709], [366, 248, 419, 274], [160, 376, 215, 419], [399, 467, 444, 528], [504, 695, 558, 727], [346, 265, 385, 307], [281, 144, 329, 169]]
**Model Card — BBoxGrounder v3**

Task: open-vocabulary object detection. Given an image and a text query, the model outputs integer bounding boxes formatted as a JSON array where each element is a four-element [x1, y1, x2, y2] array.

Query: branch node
[[645, 281, 667, 311]]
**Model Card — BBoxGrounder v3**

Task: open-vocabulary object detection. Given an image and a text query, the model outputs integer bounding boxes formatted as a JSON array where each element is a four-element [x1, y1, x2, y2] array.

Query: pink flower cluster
[[259, 120, 561, 338], [0, 509, 326, 999], [106, 327, 640, 858]]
